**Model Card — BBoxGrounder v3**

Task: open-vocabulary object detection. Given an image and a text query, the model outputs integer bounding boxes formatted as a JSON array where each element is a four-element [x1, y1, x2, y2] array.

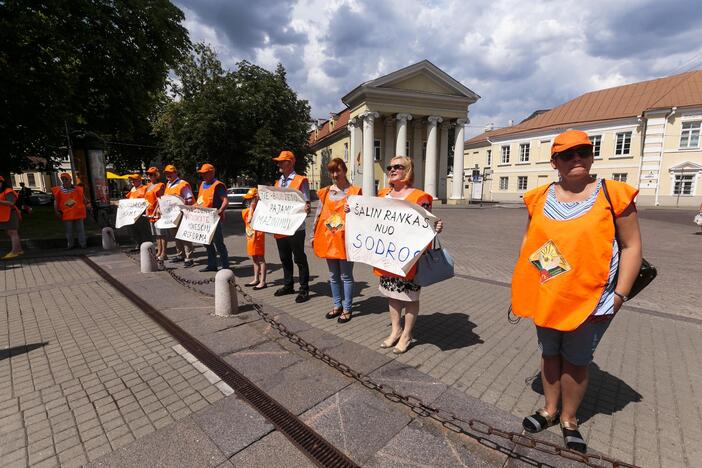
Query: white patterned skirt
[[378, 276, 421, 303]]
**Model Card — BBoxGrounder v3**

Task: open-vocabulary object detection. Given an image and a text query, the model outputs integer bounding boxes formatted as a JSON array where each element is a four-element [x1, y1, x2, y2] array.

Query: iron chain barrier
[[125, 248, 638, 468]]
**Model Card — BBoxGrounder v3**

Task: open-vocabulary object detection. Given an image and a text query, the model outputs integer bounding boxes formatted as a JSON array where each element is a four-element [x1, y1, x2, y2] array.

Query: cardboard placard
[[115, 199, 148, 229], [250, 185, 307, 236], [154, 195, 184, 229], [175, 206, 220, 245]]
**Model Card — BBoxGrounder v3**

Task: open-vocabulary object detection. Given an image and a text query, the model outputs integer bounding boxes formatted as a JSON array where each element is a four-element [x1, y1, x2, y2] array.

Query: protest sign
[[115, 199, 148, 229], [251, 185, 307, 236], [154, 195, 184, 229], [175, 206, 220, 245], [345, 195, 437, 276]]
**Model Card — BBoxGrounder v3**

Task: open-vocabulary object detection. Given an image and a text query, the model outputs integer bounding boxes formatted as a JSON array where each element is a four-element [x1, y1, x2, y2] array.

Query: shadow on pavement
[[414, 313, 484, 351], [0, 342, 48, 361]]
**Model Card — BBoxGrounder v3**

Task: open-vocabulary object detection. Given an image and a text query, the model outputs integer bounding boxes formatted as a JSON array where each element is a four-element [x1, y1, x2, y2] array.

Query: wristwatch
[[613, 291, 629, 302]]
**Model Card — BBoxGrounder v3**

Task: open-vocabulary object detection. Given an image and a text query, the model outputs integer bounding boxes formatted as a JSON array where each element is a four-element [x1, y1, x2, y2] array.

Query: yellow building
[[307, 60, 479, 201], [464, 70, 702, 207]]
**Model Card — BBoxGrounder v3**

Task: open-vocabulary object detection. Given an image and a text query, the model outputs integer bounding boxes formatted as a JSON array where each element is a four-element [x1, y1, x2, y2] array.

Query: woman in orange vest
[[511, 130, 642, 454], [312, 158, 361, 323], [144, 167, 166, 269], [0, 176, 23, 259], [241, 188, 266, 289], [52, 173, 90, 250], [125, 173, 152, 251], [373, 156, 443, 354]]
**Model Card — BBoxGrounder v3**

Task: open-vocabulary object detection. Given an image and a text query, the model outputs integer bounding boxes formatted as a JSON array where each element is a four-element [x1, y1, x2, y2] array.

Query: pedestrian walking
[[373, 156, 443, 354], [51, 173, 90, 250], [241, 188, 266, 289], [312, 157, 361, 323], [272, 150, 311, 303], [0, 176, 23, 259], [511, 130, 642, 454], [163, 165, 195, 268], [126, 173, 151, 251], [195, 163, 229, 272], [144, 167, 166, 269]]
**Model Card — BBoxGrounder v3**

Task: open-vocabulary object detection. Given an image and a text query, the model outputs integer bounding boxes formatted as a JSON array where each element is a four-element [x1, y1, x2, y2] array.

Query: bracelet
[[613, 291, 629, 302]]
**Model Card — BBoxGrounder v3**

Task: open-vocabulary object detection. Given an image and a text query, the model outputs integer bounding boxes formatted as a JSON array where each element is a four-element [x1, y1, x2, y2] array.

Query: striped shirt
[[544, 180, 617, 316]]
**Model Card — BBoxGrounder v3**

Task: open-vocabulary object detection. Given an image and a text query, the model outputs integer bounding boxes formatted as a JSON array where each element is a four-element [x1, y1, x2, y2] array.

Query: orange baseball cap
[[197, 163, 215, 173], [146, 166, 159, 174], [273, 150, 295, 162], [59, 172, 72, 179], [551, 130, 592, 156], [243, 187, 258, 199], [127, 174, 142, 180], [163, 164, 177, 173]]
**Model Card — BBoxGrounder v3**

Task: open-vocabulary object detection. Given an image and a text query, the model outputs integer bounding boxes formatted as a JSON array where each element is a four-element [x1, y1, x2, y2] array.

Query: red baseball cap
[[551, 130, 593, 156]]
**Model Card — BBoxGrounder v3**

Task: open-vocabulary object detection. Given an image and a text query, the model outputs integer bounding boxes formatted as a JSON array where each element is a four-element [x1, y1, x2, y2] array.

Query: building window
[[374, 140, 381, 161], [517, 176, 528, 190], [590, 135, 602, 157], [501, 145, 510, 164], [615, 132, 632, 156], [680, 121, 701, 149], [486, 149, 492, 166], [344, 143, 349, 161], [673, 174, 694, 195], [612, 173, 627, 182], [519, 143, 530, 162], [27, 173, 36, 186], [499, 176, 508, 190]]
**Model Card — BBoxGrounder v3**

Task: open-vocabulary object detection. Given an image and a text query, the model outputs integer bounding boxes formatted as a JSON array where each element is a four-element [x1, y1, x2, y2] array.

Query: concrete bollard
[[215, 269, 238, 317], [101, 227, 117, 250], [140, 242, 156, 273]]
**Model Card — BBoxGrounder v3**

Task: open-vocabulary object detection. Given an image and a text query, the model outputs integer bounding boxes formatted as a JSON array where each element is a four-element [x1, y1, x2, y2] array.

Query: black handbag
[[414, 237, 455, 287], [601, 180, 657, 299]]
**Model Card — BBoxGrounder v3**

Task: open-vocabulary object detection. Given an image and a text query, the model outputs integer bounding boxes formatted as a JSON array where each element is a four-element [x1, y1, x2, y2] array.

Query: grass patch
[[17, 206, 102, 240]]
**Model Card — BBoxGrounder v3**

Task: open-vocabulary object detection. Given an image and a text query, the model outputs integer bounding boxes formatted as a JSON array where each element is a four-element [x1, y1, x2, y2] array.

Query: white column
[[384, 118, 395, 186], [361, 111, 379, 196], [347, 118, 358, 184], [412, 120, 424, 187], [424, 116, 442, 197], [438, 121, 450, 200], [451, 118, 467, 200], [395, 113, 412, 156]]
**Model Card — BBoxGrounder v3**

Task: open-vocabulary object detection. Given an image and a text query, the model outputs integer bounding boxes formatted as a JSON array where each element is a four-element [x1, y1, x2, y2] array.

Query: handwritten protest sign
[[251, 185, 307, 236], [175, 206, 220, 245], [155, 195, 184, 229], [345, 195, 437, 276], [115, 199, 148, 229]]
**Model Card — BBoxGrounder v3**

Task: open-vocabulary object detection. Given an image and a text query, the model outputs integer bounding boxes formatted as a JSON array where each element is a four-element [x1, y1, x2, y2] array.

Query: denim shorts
[[536, 317, 613, 366]]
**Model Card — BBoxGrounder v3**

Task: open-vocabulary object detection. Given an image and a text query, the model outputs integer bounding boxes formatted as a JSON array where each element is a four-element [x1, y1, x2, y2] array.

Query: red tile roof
[[308, 109, 351, 146], [465, 69, 702, 146]]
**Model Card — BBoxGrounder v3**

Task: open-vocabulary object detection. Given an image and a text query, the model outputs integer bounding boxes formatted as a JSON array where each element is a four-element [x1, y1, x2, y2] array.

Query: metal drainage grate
[[82, 255, 358, 468]]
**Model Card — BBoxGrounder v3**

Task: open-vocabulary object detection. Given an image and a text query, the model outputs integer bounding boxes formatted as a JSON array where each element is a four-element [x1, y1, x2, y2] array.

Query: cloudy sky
[[175, 0, 702, 137]]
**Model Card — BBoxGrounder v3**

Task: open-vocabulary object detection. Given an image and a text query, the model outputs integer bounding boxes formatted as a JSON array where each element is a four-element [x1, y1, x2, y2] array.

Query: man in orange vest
[[163, 164, 195, 268], [272, 150, 311, 303], [125, 173, 151, 251], [52, 173, 91, 249], [195, 163, 229, 272]]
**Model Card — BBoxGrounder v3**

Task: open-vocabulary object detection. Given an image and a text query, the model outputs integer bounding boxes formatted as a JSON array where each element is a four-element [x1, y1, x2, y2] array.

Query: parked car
[[226, 187, 251, 209], [28, 190, 54, 206]]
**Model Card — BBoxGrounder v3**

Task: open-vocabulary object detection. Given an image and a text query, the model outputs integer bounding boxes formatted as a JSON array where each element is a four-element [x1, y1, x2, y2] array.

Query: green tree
[[0, 0, 190, 174], [153, 43, 312, 184]]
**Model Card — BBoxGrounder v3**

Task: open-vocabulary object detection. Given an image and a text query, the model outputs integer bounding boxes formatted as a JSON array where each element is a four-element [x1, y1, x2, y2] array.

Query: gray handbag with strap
[[413, 237, 455, 287]]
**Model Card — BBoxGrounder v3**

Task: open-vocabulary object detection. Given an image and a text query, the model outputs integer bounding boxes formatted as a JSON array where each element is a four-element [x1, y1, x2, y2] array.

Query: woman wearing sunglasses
[[511, 130, 642, 454], [372, 155, 443, 354]]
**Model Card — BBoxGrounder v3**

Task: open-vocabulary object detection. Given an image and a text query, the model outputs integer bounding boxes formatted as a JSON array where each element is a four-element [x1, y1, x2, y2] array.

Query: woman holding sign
[[144, 167, 167, 269], [242, 188, 267, 289], [374, 156, 443, 354], [312, 158, 361, 323]]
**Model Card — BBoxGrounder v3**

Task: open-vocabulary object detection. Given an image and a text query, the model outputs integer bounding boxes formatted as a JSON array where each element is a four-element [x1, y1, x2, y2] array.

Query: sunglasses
[[386, 164, 406, 172], [557, 148, 592, 162]]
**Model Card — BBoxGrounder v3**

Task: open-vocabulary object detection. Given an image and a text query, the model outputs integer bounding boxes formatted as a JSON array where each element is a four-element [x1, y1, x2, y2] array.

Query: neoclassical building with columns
[[307, 60, 479, 202]]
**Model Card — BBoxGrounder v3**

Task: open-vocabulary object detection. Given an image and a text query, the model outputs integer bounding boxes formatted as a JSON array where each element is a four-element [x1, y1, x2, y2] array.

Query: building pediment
[[669, 161, 702, 172]]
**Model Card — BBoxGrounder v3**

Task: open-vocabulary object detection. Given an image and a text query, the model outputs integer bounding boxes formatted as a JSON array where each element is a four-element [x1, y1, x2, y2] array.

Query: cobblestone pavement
[[210, 205, 702, 468], [0, 257, 227, 467]]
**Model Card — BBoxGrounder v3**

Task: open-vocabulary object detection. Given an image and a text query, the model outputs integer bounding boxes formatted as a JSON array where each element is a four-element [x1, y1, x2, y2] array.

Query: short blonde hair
[[389, 155, 414, 187]]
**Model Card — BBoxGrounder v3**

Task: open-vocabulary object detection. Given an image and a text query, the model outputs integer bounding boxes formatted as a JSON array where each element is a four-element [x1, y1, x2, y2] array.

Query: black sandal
[[560, 420, 587, 453], [325, 308, 342, 319], [337, 310, 352, 323], [522, 408, 560, 433]]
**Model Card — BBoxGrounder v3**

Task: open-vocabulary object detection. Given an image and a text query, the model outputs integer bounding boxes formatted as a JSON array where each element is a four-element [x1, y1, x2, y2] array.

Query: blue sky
[[175, 0, 702, 137]]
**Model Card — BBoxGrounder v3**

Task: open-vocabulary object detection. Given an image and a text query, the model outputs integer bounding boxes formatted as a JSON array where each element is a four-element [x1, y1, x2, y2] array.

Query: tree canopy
[[0, 0, 190, 173], [153, 43, 312, 184]]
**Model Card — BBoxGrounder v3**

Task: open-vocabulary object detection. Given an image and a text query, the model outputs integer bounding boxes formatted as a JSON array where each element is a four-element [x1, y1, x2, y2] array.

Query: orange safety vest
[[511, 181, 638, 331], [51, 186, 87, 221], [313, 185, 362, 260], [0, 188, 20, 223], [242, 207, 265, 256], [165, 179, 192, 199], [197, 180, 225, 209], [274, 174, 308, 239], [127, 184, 148, 199], [372, 187, 433, 280], [144, 182, 165, 219]]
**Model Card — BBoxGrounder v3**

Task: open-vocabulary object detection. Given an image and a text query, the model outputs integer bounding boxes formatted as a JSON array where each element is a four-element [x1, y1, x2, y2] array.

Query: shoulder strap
[[600, 179, 619, 240]]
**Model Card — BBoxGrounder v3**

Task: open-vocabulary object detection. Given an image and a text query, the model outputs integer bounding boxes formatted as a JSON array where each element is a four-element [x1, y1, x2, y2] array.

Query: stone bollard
[[215, 269, 238, 317], [140, 242, 156, 273], [101, 227, 117, 250]]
